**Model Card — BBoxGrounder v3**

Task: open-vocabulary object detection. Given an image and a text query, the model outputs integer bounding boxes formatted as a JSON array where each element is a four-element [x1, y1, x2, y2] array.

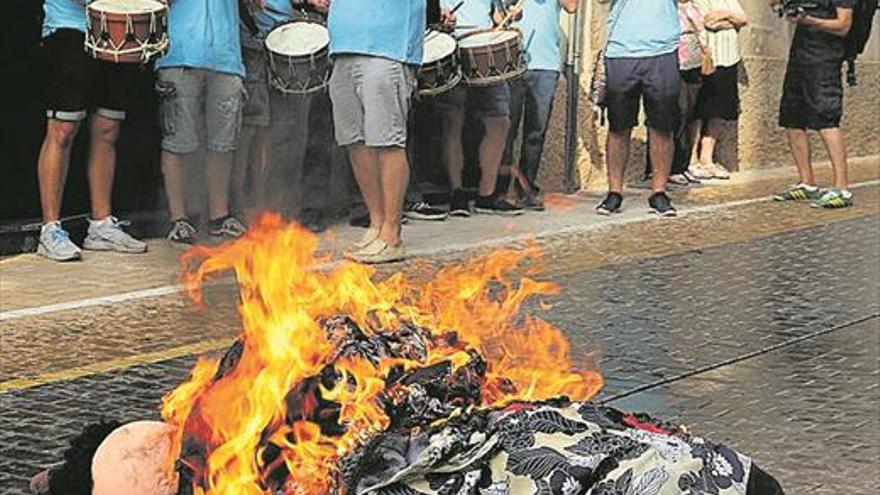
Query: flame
[[162, 213, 602, 495]]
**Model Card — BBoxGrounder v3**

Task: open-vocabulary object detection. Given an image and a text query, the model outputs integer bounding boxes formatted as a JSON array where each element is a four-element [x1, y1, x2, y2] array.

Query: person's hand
[[307, 0, 329, 13], [786, 9, 809, 25], [440, 8, 457, 28], [248, 0, 265, 9]]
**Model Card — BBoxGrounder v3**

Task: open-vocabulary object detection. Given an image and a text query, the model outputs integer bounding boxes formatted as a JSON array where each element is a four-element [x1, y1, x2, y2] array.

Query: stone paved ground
[[0, 163, 878, 494]]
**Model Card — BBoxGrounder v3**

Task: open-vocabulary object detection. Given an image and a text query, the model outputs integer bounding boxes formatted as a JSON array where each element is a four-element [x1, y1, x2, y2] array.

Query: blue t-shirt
[[155, 0, 245, 77], [328, 0, 425, 65], [240, 0, 295, 49], [441, 0, 494, 35], [42, 0, 87, 38], [606, 0, 680, 59], [514, 0, 565, 72]]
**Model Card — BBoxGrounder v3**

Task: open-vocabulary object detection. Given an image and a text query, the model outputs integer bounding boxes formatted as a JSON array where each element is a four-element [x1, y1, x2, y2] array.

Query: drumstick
[[494, 0, 527, 31], [428, 1, 466, 34]]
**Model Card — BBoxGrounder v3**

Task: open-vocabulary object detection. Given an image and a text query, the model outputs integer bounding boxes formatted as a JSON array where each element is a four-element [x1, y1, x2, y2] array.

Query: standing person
[[35, 0, 148, 261], [499, 0, 578, 211], [437, 0, 524, 217], [595, 0, 681, 217], [690, 0, 747, 180], [156, 0, 248, 244], [771, 0, 856, 208], [233, 0, 314, 219], [325, 0, 425, 263], [644, 0, 709, 187]]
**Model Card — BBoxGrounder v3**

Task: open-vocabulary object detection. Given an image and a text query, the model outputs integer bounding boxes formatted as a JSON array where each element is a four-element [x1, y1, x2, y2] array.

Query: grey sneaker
[[167, 218, 197, 244], [208, 215, 248, 240], [83, 216, 148, 253], [37, 221, 82, 261]]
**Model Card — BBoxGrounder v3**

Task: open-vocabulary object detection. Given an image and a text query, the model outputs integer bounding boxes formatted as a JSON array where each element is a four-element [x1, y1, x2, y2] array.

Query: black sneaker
[[648, 192, 677, 217], [473, 195, 524, 216], [522, 192, 545, 211], [449, 189, 471, 217], [209, 214, 248, 239], [404, 201, 449, 221], [166, 218, 197, 244], [596, 192, 623, 215]]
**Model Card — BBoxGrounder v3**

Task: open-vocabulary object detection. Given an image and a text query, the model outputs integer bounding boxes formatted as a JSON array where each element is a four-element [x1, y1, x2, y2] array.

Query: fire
[[162, 213, 602, 495]]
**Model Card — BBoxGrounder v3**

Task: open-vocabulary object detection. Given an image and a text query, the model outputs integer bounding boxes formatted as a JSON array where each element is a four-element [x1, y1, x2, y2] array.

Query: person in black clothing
[[771, 0, 856, 208]]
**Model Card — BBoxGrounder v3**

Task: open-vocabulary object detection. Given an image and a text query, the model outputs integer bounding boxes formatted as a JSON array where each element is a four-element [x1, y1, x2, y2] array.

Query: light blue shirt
[[328, 0, 425, 65], [156, 0, 245, 77], [43, 0, 87, 38], [441, 0, 494, 36], [513, 0, 565, 72], [606, 0, 680, 59], [240, 0, 295, 49]]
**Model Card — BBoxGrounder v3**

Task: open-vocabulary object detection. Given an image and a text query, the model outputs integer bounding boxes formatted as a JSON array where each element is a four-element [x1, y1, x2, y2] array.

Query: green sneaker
[[773, 183, 821, 202], [810, 188, 853, 209]]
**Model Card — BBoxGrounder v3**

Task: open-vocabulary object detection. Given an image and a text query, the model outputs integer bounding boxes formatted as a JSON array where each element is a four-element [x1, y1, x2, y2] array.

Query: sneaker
[[345, 239, 406, 264], [449, 189, 471, 217], [37, 221, 81, 262], [773, 183, 821, 202], [810, 188, 853, 209], [521, 192, 545, 211], [473, 195, 524, 216], [648, 192, 677, 217], [404, 201, 448, 221], [166, 218, 197, 244], [596, 192, 623, 216], [209, 215, 248, 240], [83, 216, 147, 253]]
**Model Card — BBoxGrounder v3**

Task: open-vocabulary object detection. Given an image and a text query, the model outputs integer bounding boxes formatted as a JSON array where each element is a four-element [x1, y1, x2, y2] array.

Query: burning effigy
[[31, 215, 784, 495]]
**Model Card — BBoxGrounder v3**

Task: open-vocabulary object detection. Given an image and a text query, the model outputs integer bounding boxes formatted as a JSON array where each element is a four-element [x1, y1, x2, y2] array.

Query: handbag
[[684, 10, 715, 76], [589, 0, 633, 121]]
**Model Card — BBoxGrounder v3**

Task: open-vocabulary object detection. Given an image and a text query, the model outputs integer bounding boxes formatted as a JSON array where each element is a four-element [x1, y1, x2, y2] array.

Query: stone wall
[[532, 0, 880, 192]]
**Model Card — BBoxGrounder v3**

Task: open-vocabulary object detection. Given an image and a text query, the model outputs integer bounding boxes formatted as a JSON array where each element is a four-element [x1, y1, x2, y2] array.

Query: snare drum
[[457, 28, 525, 87], [85, 0, 169, 63], [265, 21, 332, 95], [419, 30, 461, 96]]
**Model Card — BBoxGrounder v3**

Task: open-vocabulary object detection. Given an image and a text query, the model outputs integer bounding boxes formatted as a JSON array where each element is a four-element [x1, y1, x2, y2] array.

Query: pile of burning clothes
[[31, 316, 784, 495]]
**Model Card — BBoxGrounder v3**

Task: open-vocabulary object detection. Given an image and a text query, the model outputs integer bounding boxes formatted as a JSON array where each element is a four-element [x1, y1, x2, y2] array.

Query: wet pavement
[[1, 170, 879, 494]]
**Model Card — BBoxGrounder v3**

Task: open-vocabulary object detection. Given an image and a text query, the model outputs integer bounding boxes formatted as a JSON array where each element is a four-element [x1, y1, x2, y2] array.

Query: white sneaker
[[83, 216, 147, 253], [37, 221, 81, 261]]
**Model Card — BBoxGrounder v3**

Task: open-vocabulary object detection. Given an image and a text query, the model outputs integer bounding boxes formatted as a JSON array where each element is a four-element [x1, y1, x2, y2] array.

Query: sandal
[[348, 227, 379, 253], [708, 162, 731, 180], [688, 165, 715, 180]]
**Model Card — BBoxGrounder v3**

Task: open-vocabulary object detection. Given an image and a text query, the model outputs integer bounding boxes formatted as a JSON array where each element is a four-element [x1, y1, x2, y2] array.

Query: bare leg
[[819, 127, 848, 189], [606, 128, 632, 193], [348, 143, 384, 229], [689, 119, 702, 167], [38, 119, 81, 222], [442, 109, 465, 190], [87, 116, 122, 220], [161, 150, 187, 221], [205, 151, 234, 220], [785, 128, 814, 185], [250, 130, 270, 211], [648, 128, 673, 193], [478, 116, 510, 196], [232, 125, 257, 214], [699, 117, 722, 166], [377, 147, 409, 246]]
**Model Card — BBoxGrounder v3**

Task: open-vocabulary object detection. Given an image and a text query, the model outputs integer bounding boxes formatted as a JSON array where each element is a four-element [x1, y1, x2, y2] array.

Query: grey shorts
[[155, 67, 246, 154], [329, 55, 417, 148], [432, 83, 511, 117]]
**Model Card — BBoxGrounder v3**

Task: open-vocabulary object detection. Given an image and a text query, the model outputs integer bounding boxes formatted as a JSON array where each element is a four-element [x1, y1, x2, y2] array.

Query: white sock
[[799, 183, 818, 191]]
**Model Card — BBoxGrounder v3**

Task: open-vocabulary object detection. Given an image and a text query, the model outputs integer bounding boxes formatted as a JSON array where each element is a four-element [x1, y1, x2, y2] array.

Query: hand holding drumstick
[[493, 0, 526, 30]]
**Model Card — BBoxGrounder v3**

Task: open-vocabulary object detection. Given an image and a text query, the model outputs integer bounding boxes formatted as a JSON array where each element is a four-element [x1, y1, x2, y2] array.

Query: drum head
[[458, 29, 518, 48], [266, 22, 330, 57], [89, 0, 165, 13], [423, 31, 457, 64]]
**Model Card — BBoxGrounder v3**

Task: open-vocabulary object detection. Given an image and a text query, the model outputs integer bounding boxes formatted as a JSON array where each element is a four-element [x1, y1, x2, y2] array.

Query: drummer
[[436, 0, 524, 217], [34, 0, 149, 261], [233, 0, 314, 219]]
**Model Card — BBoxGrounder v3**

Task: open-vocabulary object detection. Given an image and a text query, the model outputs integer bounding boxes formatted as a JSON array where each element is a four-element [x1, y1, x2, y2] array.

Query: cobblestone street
[[1, 163, 878, 495]]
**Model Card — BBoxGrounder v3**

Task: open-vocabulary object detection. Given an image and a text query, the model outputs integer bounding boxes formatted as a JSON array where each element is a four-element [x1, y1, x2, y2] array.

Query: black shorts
[[697, 63, 740, 121], [779, 58, 843, 130], [605, 51, 680, 133], [43, 28, 146, 121]]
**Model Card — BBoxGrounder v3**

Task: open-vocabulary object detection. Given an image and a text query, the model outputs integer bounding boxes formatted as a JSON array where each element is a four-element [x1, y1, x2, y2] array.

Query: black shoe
[[166, 217, 197, 244], [300, 208, 325, 233], [648, 192, 677, 217], [349, 210, 370, 228], [522, 192, 545, 211], [596, 192, 623, 215], [449, 189, 471, 217], [404, 201, 449, 221], [473, 195, 524, 216], [208, 214, 248, 239]]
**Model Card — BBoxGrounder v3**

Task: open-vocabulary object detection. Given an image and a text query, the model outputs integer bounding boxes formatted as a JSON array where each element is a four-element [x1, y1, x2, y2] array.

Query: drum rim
[[88, 0, 167, 13], [422, 31, 458, 65], [456, 27, 521, 48], [265, 20, 330, 57]]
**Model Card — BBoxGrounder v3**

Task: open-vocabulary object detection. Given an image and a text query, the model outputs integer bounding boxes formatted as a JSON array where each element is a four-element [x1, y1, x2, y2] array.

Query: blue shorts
[[605, 51, 680, 133], [433, 82, 511, 117]]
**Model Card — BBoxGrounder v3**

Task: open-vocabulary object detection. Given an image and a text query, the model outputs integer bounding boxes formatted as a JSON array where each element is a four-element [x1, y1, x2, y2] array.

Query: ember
[[162, 214, 602, 495]]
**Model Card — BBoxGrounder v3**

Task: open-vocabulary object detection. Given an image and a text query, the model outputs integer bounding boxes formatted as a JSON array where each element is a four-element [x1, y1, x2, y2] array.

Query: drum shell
[[418, 52, 460, 96], [266, 43, 332, 95], [86, 6, 168, 63], [459, 29, 525, 87]]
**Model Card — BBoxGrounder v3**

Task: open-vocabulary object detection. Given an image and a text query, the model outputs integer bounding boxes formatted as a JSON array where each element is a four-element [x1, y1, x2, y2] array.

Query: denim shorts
[[155, 67, 245, 153], [329, 55, 417, 148], [433, 82, 511, 117]]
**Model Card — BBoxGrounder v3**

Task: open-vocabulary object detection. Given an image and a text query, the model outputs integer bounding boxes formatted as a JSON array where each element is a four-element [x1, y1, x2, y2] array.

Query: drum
[[85, 0, 169, 63], [265, 21, 332, 95], [418, 30, 461, 96], [457, 28, 525, 87]]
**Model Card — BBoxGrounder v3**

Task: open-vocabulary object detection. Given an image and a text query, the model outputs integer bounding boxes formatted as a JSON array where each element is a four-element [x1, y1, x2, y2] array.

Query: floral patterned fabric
[[341, 401, 772, 495]]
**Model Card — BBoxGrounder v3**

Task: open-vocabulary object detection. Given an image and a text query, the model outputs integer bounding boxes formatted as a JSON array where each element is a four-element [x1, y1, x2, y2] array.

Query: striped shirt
[[694, 0, 745, 68]]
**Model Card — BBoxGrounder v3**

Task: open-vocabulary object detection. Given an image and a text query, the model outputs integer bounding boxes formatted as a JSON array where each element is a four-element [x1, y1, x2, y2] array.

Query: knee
[[45, 121, 80, 149], [485, 117, 510, 136], [91, 118, 122, 145]]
